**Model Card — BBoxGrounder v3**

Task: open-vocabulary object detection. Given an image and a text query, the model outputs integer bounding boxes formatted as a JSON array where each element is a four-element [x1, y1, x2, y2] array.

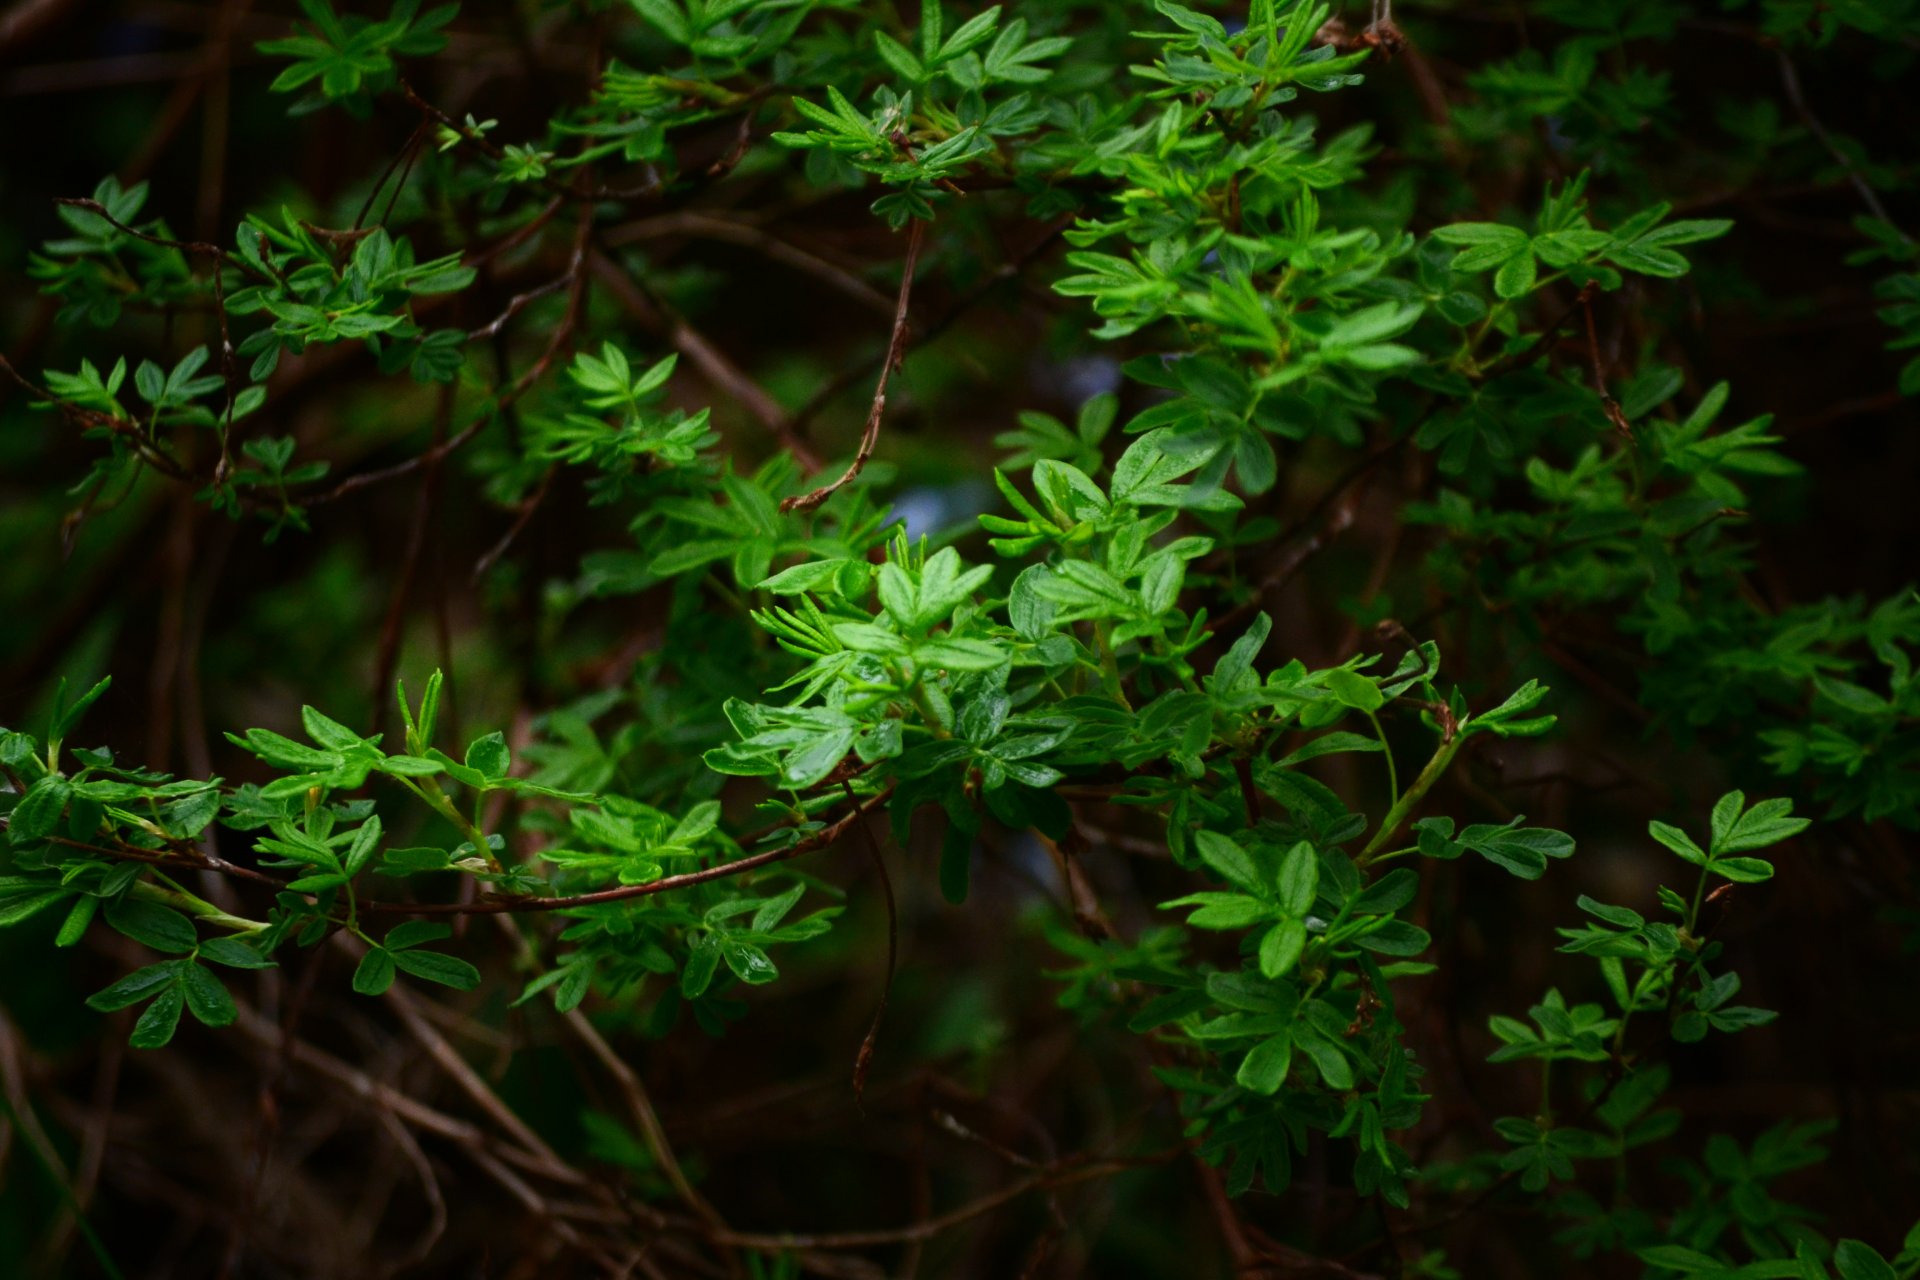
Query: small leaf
[[130, 984, 185, 1049], [104, 896, 198, 953], [464, 732, 510, 781], [198, 936, 276, 969], [1324, 668, 1384, 713], [353, 948, 397, 996], [1193, 830, 1262, 895], [1649, 820, 1706, 866], [1237, 1032, 1293, 1095], [181, 964, 237, 1027], [1259, 919, 1307, 979], [87, 961, 182, 1012], [392, 948, 482, 990], [1276, 841, 1317, 915]]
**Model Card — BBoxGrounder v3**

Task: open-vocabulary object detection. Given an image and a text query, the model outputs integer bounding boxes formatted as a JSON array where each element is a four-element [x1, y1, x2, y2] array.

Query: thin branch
[[604, 211, 895, 315], [1776, 51, 1908, 240], [781, 219, 925, 513], [705, 1150, 1178, 1250], [361, 785, 893, 916], [473, 463, 557, 581], [846, 779, 897, 1104]]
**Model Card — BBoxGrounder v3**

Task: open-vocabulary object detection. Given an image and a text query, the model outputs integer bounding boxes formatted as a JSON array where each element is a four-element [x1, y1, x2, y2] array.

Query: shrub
[[2, 1, 1917, 1276]]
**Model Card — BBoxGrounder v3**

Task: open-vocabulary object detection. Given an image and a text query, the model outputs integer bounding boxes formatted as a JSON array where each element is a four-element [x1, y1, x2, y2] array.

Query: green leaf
[[87, 961, 182, 1012], [1352, 868, 1418, 915], [1494, 249, 1538, 299], [1649, 820, 1706, 866], [1259, 918, 1307, 979], [353, 948, 397, 996], [55, 894, 97, 946], [1193, 830, 1262, 895], [681, 938, 722, 998], [0, 880, 72, 927], [1635, 1245, 1723, 1272], [392, 948, 482, 990], [781, 727, 855, 789], [1295, 1027, 1353, 1090], [8, 776, 72, 843], [130, 983, 185, 1048], [52, 675, 113, 741], [915, 639, 1007, 672], [181, 963, 237, 1027], [751, 884, 806, 934], [1237, 1032, 1293, 1095], [198, 936, 276, 969], [465, 732, 510, 781], [1833, 1241, 1897, 1280], [104, 896, 198, 953], [1460, 821, 1575, 880], [1715, 794, 1810, 854], [1709, 856, 1774, 884], [385, 920, 454, 950], [1276, 841, 1317, 915], [344, 815, 384, 876], [301, 704, 367, 750], [1324, 669, 1384, 713]]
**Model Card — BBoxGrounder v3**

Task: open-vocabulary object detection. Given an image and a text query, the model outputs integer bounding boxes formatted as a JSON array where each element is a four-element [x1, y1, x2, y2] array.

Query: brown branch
[[361, 784, 893, 916], [785, 213, 1068, 443], [1776, 50, 1909, 240], [781, 219, 925, 513], [473, 463, 557, 582], [604, 211, 895, 315], [1579, 283, 1632, 438], [846, 779, 897, 1104], [466, 271, 574, 342], [705, 1150, 1179, 1250]]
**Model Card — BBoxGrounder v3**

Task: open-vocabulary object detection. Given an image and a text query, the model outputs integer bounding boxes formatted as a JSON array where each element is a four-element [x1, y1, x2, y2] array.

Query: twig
[[1776, 51, 1908, 240], [781, 219, 926, 513], [467, 271, 576, 342], [786, 214, 1068, 441], [354, 122, 430, 232], [473, 464, 557, 581], [361, 785, 893, 915], [1579, 283, 1632, 437], [374, 1106, 449, 1270], [604, 212, 895, 315], [704, 1151, 1176, 1250], [845, 779, 897, 1104]]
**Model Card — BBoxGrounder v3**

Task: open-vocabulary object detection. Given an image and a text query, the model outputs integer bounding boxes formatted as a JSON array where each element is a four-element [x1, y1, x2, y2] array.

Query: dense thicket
[[1, 2, 1917, 1277]]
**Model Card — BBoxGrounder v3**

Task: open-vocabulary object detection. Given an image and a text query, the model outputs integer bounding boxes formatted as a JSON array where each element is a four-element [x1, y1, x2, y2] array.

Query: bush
[[2, 1, 1917, 1276]]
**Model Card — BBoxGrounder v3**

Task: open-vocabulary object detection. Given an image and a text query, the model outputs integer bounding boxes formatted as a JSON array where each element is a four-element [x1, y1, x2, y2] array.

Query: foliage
[[1, 0, 1916, 1276]]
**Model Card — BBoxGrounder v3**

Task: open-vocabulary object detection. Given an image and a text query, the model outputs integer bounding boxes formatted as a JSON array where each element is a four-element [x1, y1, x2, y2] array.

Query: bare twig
[[845, 779, 897, 1104], [781, 219, 926, 513], [604, 211, 894, 315]]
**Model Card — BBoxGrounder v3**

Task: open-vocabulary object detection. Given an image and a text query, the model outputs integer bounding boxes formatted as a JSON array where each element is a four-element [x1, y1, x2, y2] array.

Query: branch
[[359, 784, 893, 916], [780, 219, 926, 513], [704, 1148, 1180, 1250]]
